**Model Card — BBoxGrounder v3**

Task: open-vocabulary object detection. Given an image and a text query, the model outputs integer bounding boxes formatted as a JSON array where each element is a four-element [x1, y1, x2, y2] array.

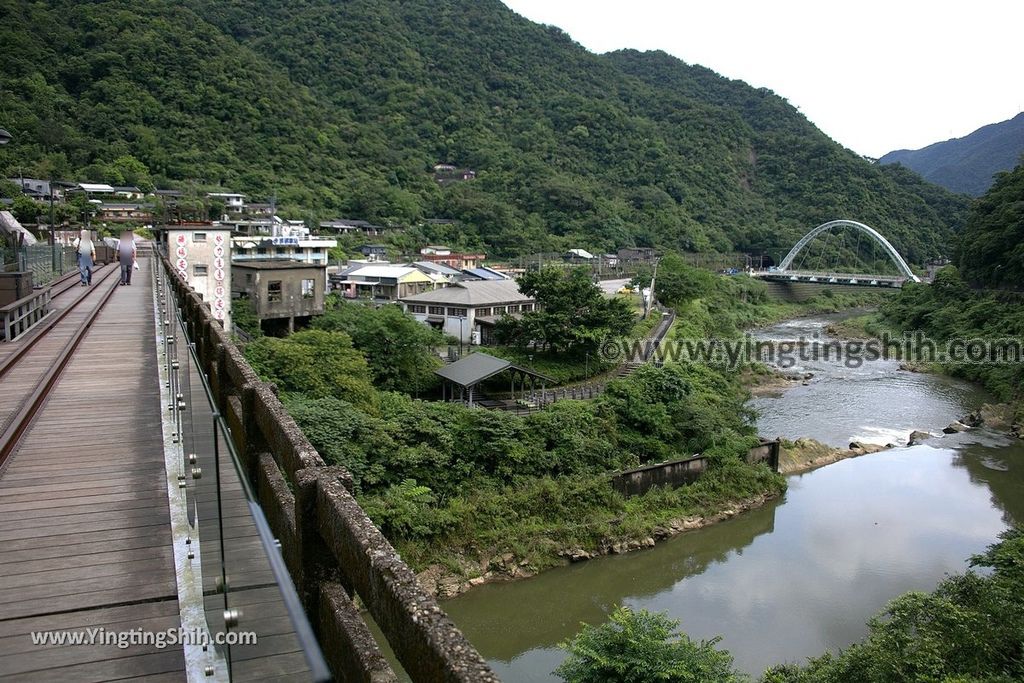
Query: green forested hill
[[0, 0, 967, 259], [956, 162, 1024, 289]]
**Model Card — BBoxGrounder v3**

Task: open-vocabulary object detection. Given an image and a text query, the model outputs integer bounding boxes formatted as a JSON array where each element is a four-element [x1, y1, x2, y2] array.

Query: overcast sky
[[501, 0, 1022, 158]]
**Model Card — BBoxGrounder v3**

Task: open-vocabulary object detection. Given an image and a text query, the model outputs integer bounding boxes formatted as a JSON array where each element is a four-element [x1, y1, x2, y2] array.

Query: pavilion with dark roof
[[435, 352, 553, 407]]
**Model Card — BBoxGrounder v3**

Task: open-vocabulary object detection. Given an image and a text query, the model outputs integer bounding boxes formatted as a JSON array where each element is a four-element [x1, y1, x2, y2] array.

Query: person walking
[[73, 229, 96, 286], [117, 230, 137, 285]]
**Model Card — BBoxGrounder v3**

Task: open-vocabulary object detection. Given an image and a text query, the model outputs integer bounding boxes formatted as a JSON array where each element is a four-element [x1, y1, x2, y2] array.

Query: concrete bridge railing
[[160, 253, 498, 683]]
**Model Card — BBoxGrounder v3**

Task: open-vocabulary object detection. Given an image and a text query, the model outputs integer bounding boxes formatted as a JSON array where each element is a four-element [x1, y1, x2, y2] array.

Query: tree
[[104, 154, 155, 192], [555, 606, 744, 683], [231, 297, 262, 339], [243, 329, 377, 412], [955, 161, 1024, 290], [10, 195, 40, 224], [497, 267, 634, 355], [312, 301, 444, 394], [655, 253, 715, 307]]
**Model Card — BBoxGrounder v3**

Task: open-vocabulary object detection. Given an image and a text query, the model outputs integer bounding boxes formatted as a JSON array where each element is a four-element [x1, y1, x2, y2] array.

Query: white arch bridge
[[752, 219, 922, 288]]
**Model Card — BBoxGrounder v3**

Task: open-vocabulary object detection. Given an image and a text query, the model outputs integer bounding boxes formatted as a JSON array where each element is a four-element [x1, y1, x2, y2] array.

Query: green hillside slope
[[0, 0, 967, 260]]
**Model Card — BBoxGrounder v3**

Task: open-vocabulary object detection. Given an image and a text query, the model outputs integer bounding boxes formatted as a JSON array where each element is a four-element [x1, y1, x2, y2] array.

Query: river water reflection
[[435, 314, 1024, 681]]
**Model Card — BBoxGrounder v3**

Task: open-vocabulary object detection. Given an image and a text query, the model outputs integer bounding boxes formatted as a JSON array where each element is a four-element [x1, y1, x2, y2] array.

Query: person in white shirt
[[72, 229, 96, 286]]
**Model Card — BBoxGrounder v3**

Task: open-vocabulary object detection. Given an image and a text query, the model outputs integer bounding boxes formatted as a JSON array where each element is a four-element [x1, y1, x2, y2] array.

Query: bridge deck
[[0, 259, 311, 681], [0, 261, 185, 680]]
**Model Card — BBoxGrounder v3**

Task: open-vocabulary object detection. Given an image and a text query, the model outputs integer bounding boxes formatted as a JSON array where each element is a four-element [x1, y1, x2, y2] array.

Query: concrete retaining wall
[[611, 439, 781, 497], [159, 253, 498, 683], [761, 280, 900, 302]]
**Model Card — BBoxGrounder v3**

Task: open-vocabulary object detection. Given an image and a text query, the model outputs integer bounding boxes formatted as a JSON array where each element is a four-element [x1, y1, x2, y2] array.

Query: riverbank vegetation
[[242, 270, 792, 585], [647, 255, 892, 341], [241, 262, 901, 586], [848, 163, 1024, 424], [276, 361, 783, 578], [556, 528, 1024, 682]]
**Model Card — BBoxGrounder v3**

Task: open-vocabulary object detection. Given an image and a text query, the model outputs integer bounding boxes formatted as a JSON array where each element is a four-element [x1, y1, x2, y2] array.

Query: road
[[598, 278, 631, 296]]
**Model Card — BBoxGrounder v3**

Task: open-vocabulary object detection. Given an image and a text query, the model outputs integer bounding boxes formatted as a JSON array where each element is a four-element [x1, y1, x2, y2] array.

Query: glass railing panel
[[161, 249, 330, 681]]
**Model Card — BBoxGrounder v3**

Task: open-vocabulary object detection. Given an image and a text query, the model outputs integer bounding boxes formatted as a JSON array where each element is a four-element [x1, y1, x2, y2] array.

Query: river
[[432, 313, 1024, 681]]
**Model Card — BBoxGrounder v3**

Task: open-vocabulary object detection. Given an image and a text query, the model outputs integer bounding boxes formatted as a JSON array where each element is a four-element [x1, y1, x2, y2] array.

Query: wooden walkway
[[0, 256, 321, 681], [0, 259, 186, 681]]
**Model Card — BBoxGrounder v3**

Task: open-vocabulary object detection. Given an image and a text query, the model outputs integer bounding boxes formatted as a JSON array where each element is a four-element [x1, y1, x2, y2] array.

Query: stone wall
[[159, 253, 498, 683]]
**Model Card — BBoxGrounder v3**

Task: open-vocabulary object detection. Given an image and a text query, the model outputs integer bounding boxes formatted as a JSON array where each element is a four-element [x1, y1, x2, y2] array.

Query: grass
[[377, 460, 786, 576]]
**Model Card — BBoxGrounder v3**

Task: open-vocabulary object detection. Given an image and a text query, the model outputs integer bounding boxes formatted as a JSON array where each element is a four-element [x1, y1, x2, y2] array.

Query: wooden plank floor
[[0, 259, 186, 681], [1, 257, 320, 681]]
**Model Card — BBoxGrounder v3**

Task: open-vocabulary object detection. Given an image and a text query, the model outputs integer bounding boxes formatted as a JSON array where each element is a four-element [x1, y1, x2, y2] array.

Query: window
[[507, 305, 519, 313], [493, 306, 506, 315], [476, 307, 491, 317], [246, 273, 253, 284], [256, 247, 267, 255], [447, 307, 467, 317], [312, 248, 322, 254], [409, 304, 426, 314], [267, 281, 282, 302], [522, 303, 534, 312], [302, 279, 315, 299], [193, 232, 207, 242], [428, 306, 445, 316], [193, 264, 208, 276]]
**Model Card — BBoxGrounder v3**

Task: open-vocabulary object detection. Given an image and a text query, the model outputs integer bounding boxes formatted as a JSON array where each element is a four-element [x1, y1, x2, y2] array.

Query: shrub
[[555, 606, 745, 683]]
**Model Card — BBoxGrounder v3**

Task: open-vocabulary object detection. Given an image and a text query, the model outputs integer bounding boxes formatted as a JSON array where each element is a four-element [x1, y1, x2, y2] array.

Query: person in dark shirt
[[117, 230, 137, 285]]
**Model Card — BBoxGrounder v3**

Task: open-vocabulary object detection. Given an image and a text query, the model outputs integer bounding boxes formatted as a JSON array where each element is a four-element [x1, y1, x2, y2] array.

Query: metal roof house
[[435, 352, 552, 407], [399, 279, 535, 345], [461, 266, 508, 281], [332, 264, 437, 302]]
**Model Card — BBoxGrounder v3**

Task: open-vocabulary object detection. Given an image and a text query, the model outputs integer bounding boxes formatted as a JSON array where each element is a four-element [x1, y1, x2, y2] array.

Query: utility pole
[[49, 178, 58, 273]]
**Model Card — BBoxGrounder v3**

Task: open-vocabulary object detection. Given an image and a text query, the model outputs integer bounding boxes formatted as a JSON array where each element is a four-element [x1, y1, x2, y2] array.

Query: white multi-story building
[[206, 192, 246, 213], [230, 220, 336, 267], [164, 223, 233, 331]]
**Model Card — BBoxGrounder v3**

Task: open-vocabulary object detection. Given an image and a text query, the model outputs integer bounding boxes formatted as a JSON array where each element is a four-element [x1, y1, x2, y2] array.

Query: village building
[[331, 264, 437, 302], [161, 222, 233, 331], [70, 183, 117, 199], [399, 279, 535, 345], [461, 266, 509, 281], [432, 164, 477, 184], [97, 203, 153, 223], [565, 248, 595, 262], [417, 246, 486, 270], [206, 192, 246, 215], [617, 246, 657, 263], [229, 219, 336, 267], [112, 186, 144, 201], [231, 260, 326, 333], [357, 244, 389, 261], [7, 178, 68, 202], [319, 219, 388, 237]]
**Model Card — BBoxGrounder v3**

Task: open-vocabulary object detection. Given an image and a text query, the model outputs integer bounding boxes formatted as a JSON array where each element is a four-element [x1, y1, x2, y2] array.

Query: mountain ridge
[[879, 113, 1024, 196], [0, 0, 967, 261]]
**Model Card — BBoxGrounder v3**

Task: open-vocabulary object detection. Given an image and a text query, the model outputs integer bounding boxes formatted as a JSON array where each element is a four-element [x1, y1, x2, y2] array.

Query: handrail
[[162, 254, 332, 681], [0, 287, 50, 341], [157, 248, 498, 682], [180, 305, 332, 680]]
